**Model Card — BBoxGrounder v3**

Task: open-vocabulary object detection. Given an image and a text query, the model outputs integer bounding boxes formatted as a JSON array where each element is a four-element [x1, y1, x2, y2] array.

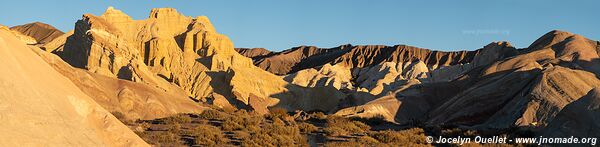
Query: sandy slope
[[0, 27, 148, 146]]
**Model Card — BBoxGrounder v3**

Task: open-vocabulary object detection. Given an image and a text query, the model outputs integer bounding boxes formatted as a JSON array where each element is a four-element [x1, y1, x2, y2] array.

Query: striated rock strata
[[50, 7, 344, 113], [334, 30, 600, 129], [10, 22, 64, 44]]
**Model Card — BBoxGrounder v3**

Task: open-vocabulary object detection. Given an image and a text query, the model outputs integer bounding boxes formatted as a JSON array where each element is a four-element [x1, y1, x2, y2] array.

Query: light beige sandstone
[[0, 25, 148, 147], [285, 63, 354, 90], [54, 7, 344, 113], [31, 46, 206, 120], [42, 30, 73, 53], [0, 25, 37, 44], [286, 60, 430, 96], [354, 62, 404, 95], [354, 61, 428, 95], [283, 41, 515, 97]]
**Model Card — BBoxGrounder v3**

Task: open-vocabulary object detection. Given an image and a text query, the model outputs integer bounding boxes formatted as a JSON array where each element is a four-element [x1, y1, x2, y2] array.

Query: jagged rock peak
[[194, 15, 216, 32], [484, 41, 512, 48], [101, 6, 132, 21], [149, 7, 187, 19]]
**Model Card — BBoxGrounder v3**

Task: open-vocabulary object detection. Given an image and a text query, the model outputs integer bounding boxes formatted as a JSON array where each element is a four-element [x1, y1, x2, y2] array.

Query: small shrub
[[325, 135, 381, 146], [232, 131, 251, 140], [245, 125, 261, 133], [369, 128, 427, 145], [164, 114, 192, 124], [260, 123, 306, 146], [266, 107, 289, 120], [326, 116, 370, 135], [193, 124, 228, 146], [199, 109, 227, 120], [222, 118, 244, 131], [441, 128, 480, 138], [273, 117, 286, 125], [168, 123, 181, 133], [324, 141, 365, 147], [242, 132, 275, 146], [240, 116, 262, 127], [351, 114, 387, 126], [141, 131, 181, 145], [324, 126, 347, 136], [298, 122, 318, 134], [357, 135, 380, 144], [351, 121, 371, 132]]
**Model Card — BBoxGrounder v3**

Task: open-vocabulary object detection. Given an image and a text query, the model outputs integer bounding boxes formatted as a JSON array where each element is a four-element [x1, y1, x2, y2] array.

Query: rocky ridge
[[334, 30, 600, 133], [45, 7, 344, 114], [10, 22, 64, 44], [239, 43, 518, 76]]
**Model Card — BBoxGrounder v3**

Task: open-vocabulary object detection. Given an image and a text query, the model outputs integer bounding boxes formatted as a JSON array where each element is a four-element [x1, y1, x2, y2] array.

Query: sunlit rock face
[[0, 26, 148, 146], [50, 7, 343, 114]]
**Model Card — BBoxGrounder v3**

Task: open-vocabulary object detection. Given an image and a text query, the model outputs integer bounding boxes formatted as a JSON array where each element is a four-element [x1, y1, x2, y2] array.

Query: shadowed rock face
[[10, 22, 64, 44], [237, 43, 518, 76], [333, 30, 600, 132], [235, 48, 272, 59], [543, 88, 600, 138], [252, 45, 346, 75], [260, 42, 517, 99]]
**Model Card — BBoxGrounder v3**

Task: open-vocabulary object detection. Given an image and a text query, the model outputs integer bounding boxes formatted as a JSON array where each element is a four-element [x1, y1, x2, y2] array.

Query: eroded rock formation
[[47, 7, 344, 114], [333, 30, 600, 131], [32, 46, 206, 120], [239, 43, 517, 76], [0, 26, 148, 146]]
